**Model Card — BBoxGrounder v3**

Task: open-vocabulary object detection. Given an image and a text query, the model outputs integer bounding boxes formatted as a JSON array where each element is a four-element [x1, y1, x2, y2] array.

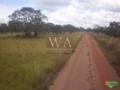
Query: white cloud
[[0, 0, 120, 28], [29, 0, 71, 11], [44, 0, 120, 28], [0, 2, 36, 23], [32, 0, 70, 6], [0, 5, 16, 23]]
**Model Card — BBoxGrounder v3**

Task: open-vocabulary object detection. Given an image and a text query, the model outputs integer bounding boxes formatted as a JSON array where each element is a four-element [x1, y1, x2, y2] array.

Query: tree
[[9, 7, 47, 37], [108, 22, 120, 37], [0, 23, 8, 32], [8, 21, 24, 32]]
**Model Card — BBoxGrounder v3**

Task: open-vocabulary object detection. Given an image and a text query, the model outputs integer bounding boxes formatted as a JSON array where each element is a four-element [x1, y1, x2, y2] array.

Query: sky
[[0, 0, 120, 28]]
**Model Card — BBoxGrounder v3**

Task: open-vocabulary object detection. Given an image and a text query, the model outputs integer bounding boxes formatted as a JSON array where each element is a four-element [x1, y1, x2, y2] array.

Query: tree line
[[0, 7, 84, 37], [0, 7, 120, 37], [92, 22, 120, 37]]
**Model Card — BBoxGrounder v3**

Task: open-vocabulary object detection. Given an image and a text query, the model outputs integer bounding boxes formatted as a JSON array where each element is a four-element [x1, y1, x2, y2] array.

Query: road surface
[[49, 34, 120, 90]]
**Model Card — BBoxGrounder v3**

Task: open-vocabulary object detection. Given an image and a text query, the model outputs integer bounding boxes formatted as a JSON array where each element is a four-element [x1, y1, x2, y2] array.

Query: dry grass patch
[[92, 33, 120, 76]]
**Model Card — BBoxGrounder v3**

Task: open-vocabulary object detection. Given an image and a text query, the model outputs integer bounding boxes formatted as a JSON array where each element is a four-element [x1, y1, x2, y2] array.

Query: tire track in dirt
[[49, 33, 120, 90]]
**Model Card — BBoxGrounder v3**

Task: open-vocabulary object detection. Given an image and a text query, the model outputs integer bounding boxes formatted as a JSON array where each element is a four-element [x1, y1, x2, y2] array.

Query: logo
[[105, 81, 119, 89], [47, 36, 73, 53]]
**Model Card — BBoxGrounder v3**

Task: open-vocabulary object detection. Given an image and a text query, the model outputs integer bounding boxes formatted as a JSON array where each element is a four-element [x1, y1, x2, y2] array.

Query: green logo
[[105, 81, 119, 89]]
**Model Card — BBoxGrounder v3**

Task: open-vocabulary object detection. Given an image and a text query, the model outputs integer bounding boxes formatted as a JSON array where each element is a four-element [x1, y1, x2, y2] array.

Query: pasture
[[0, 32, 82, 90]]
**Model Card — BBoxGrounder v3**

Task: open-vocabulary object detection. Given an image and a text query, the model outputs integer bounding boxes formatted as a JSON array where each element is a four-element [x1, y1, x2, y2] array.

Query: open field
[[0, 32, 82, 90], [92, 33, 120, 76]]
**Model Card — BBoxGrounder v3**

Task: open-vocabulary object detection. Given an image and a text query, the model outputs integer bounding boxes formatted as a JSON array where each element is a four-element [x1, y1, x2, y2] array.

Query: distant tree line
[[105, 22, 120, 37], [0, 7, 84, 37], [0, 7, 120, 37], [87, 22, 120, 37]]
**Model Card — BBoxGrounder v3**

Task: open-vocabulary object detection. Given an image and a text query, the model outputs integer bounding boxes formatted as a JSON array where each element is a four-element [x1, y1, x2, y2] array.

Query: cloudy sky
[[0, 0, 120, 28]]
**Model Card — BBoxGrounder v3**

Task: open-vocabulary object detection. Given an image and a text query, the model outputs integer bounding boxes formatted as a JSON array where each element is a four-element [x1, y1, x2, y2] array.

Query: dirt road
[[49, 34, 120, 90]]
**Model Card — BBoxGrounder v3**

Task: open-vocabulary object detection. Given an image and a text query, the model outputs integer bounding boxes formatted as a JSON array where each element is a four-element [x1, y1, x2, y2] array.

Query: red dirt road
[[49, 34, 120, 90]]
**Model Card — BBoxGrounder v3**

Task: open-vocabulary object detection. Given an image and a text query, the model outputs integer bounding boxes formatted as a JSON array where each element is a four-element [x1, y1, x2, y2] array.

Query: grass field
[[92, 33, 120, 76], [0, 32, 82, 90]]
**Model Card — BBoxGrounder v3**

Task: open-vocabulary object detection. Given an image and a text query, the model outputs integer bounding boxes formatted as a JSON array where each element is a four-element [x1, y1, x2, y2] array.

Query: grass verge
[[0, 32, 82, 90], [92, 33, 120, 76]]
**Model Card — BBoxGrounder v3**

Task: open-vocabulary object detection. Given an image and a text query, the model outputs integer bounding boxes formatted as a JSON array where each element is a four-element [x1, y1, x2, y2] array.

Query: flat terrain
[[49, 33, 120, 90], [0, 32, 81, 90], [92, 33, 120, 77]]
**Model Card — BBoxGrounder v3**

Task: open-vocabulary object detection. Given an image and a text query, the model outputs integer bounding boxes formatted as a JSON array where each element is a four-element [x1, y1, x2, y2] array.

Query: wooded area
[[0, 7, 120, 37]]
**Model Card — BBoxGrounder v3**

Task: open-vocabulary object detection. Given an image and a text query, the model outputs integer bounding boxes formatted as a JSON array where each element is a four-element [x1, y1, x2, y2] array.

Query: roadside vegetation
[[0, 32, 82, 90], [0, 6, 83, 90], [0, 5, 120, 90], [92, 33, 120, 76]]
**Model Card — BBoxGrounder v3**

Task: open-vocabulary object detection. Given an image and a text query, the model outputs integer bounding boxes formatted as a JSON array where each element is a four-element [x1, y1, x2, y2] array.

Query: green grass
[[0, 32, 82, 90]]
